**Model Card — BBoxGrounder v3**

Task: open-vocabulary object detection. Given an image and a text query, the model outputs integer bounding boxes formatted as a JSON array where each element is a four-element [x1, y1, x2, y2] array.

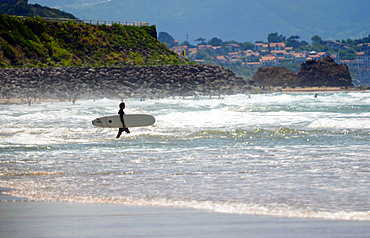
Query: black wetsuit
[[119, 108, 125, 126], [116, 108, 126, 138]]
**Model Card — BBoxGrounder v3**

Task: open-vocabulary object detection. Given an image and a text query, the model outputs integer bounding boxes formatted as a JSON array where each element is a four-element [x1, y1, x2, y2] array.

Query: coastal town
[[170, 40, 370, 86]]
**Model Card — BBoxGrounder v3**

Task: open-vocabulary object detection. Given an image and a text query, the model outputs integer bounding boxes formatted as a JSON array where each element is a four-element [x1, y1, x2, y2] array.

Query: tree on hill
[[194, 37, 206, 45], [208, 37, 223, 46], [240, 41, 254, 51], [0, 0, 77, 19], [158, 31, 178, 48], [286, 35, 300, 48], [311, 35, 324, 45], [268, 32, 286, 43]]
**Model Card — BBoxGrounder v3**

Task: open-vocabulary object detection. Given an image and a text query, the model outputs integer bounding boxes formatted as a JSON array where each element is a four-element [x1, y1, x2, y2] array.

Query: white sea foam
[[1, 92, 369, 221], [309, 118, 370, 129]]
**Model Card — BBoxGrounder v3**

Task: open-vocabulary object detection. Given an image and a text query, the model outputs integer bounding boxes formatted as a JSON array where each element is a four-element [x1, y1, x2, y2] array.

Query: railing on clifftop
[[15, 16, 149, 26]]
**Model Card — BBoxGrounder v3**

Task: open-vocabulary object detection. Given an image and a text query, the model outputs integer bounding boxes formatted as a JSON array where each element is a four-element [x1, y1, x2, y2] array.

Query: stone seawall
[[0, 65, 250, 100]]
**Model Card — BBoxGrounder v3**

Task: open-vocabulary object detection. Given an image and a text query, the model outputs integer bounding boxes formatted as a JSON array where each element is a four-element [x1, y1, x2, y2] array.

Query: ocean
[[0, 92, 369, 221]]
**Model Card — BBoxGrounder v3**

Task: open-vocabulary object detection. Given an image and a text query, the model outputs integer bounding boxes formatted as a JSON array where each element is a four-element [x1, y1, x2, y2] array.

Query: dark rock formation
[[251, 56, 354, 87], [0, 65, 251, 100], [297, 56, 353, 87], [251, 66, 297, 87]]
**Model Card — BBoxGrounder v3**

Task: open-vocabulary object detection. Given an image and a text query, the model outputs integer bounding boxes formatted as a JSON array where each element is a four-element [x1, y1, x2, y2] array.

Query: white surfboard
[[92, 114, 155, 128]]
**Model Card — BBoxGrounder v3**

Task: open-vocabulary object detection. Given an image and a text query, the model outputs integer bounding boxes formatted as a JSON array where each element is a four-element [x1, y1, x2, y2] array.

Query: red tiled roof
[[269, 42, 286, 47]]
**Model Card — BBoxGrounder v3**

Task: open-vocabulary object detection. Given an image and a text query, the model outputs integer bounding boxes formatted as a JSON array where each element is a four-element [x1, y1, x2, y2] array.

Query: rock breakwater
[[0, 64, 250, 101]]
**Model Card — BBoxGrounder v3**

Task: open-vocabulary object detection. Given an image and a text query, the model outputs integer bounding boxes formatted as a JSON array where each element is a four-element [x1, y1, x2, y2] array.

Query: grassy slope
[[0, 14, 186, 67]]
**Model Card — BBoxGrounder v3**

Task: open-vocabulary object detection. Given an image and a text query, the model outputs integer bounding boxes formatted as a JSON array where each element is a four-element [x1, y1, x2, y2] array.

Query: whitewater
[[0, 92, 369, 221]]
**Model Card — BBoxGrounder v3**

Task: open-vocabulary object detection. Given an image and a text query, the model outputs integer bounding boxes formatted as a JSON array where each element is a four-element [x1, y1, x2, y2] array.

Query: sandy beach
[[1, 190, 369, 238]]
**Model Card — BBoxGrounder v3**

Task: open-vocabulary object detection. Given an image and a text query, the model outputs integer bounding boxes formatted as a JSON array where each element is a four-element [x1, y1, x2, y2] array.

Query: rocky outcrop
[[251, 66, 297, 87], [0, 64, 251, 100], [251, 56, 354, 87], [297, 56, 353, 87]]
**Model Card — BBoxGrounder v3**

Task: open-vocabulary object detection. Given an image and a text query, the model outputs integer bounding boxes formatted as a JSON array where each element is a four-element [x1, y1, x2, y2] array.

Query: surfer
[[116, 102, 130, 138]]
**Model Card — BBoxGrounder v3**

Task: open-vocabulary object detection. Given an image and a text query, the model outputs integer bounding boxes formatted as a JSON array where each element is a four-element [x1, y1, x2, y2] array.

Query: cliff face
[[297, 56, 353, 87], [252, 56, 354, 87]]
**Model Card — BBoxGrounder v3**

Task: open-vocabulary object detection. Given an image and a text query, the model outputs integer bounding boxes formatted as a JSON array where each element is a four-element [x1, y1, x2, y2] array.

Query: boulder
[[251, 67, 297, 87], [251, 56, 354, 87], [297, 56, 353, 87]]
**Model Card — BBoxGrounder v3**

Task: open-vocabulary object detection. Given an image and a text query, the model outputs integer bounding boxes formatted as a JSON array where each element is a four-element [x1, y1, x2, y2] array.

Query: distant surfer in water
[[116, 102, 130, 138]]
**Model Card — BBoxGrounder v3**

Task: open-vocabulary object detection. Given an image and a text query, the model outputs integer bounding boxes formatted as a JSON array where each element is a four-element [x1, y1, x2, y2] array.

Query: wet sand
[[0, 98, 65, 105], [1, 87, 368, 105], [281, 86, 368, 93], [1, 191, 369, 238]]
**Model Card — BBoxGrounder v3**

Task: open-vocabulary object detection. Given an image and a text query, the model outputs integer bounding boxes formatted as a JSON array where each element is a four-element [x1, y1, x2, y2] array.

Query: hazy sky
[[29, 0, 369, 43]]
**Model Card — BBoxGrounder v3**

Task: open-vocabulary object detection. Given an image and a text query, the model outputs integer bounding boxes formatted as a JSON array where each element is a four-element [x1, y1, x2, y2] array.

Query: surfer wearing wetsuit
[[116, 102, 130, 138]]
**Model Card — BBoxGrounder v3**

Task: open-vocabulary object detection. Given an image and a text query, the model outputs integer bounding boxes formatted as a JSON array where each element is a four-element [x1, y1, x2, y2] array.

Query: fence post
[[17, 16, 147, 27]]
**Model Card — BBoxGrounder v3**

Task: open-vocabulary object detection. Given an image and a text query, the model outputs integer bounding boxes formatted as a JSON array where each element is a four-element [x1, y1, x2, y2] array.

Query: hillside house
[[271, 50, 287, 57], [255, 43, 268, 51], [242, 50, 260, 60], [227, 52, 242, 59], [226, 44, 241, 52], [198, 45, 214, 50], [291, 52, 307, 63], [214, 55, 228, 64], [340, 50, 370, 86], [260, 55, 279, 66], [327, 41, 345, 50], [357, 43, 370, 51], [285, 47, 294, 52], [327, 41, 351, 51], [307, 51, 328, 60], [269, 42, 286, 51], [356, 51, 370, 63], [197, 45, 224, 54]]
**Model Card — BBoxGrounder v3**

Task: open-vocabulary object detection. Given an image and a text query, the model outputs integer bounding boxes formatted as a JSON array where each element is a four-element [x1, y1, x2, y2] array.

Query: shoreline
[[280, 86, 369, 93], [1, 87, 368, 105], [1, 188, 370, 238], [1, 202, 369, 237], [0, 98, 63, 105]]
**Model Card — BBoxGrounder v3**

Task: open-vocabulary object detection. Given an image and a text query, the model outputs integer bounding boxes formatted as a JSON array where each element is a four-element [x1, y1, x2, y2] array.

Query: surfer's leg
[[116, 128, 124, 138]]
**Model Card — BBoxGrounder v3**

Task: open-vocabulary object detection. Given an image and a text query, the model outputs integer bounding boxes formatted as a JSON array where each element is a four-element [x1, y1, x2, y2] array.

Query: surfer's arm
[[119, 113, 126, 128]]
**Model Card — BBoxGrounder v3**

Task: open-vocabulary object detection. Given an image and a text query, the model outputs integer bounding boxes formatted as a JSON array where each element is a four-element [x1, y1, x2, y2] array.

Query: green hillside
[[0, 0, 77, 19], [0, 14, 186, 67]]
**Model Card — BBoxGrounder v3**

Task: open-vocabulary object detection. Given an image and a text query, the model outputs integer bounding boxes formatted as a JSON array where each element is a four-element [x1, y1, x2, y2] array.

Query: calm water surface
[[1, 92, 369, 221]]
